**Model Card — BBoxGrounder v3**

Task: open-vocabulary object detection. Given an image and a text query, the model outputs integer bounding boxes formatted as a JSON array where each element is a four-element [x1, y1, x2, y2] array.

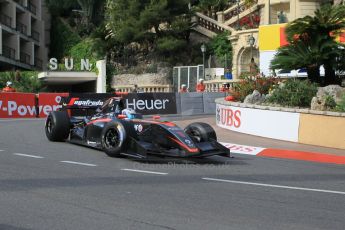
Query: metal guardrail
[[0, 14, 12, 27], [20, 52, 31, 65], [32, 30, 40, 42], [2, 45, 16, 59], [16, 21, 27, 34], [28, 1, 37, 15], [35, 58, 43, 69]]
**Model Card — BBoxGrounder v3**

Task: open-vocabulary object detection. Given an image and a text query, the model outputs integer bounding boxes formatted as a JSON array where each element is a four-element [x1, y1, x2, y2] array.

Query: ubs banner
[[63, 93, 177, 115], [216, 103, 300, 142]]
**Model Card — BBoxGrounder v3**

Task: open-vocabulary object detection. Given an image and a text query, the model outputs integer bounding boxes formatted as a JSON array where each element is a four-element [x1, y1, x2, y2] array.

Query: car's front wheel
[[184, 122, 217, 143], [101, 121, 128, 157], [45, 111, 70, 142]]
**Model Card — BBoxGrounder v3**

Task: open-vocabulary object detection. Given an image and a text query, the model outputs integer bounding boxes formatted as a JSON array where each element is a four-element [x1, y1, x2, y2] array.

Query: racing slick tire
[[184, 122, 217, 143], [101, 121, 128, 157], [45, 111, 70, 142]]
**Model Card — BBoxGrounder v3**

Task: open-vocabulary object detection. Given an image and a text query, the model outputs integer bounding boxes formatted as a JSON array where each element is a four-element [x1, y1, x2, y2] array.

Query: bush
[[0, 71, 43, 93], [335, 93, 345, 112], [230, 74, 278, 102], [268, 79, 318, 107]]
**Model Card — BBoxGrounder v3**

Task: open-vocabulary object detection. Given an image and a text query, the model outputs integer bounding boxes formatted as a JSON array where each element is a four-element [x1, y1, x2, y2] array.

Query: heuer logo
[[126, 98, 170, 111]]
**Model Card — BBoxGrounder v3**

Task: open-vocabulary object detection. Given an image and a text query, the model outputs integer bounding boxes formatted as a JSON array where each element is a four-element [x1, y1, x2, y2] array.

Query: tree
[[279, 4, 345, 85], [209, 31, 232, 70], [106, 0, 194, 61]]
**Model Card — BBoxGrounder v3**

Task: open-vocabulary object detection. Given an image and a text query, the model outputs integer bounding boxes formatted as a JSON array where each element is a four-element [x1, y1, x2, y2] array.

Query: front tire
[[101, 121, 128, 157], [45, 111, 70, 141], [184, 122, 217, 142]]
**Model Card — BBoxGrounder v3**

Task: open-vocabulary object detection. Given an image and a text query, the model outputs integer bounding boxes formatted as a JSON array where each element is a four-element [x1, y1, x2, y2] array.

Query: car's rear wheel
[[101, 121, 128, 157], [45, 111, 70, 142], [184, 122, 217, 143]]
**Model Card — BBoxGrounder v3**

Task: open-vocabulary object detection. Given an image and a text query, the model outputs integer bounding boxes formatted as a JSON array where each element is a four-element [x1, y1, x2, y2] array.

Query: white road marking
[[0, 118, 41, 122], [121, 168, 168, 175], [13, 153, 44, 159], [60, 161, 97, 167], [202, 177, 345, 195], [0, 150, 4, 152], [219, 142, 265, 155]]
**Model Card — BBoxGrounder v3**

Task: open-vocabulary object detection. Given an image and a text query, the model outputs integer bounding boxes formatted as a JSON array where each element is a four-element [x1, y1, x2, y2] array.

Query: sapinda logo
[[217, 107, 241, 128], [68, 98, 103, 107]]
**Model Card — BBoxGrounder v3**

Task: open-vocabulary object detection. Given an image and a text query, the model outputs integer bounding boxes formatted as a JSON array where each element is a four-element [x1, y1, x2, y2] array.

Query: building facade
[[0, 0, 49, 71], [194, 0, 324, 79]]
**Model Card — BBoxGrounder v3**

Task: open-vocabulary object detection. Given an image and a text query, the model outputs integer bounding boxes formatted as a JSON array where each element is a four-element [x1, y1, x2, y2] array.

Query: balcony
[[16, 21, 27, 34], [20, 52, 31, 65], [32, 30, 40, 42], [0, 14, 12, 28], [2, 45, 16, 59], [14, 0, 25, 8], [28, 1, 37, 15], [35, 57, 42, 69]]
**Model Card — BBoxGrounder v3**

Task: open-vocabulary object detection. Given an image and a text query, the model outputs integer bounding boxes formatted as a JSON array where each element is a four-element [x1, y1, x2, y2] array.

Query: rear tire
[[45, 111, 70, 142], [184, 122, 217, 142], [101, 121, 128, 157]]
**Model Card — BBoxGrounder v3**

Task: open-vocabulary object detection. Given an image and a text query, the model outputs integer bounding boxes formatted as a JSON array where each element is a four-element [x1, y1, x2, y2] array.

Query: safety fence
[[0, 92, 226, 118]]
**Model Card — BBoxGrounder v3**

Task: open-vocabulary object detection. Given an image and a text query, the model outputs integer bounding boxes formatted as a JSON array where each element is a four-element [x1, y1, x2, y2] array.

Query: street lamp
[[201, 43, 206, 80]]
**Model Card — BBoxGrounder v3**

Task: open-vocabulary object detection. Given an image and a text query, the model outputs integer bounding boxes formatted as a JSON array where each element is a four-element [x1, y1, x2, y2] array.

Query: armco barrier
[[0, 93, 37, 118], [216, 98, 345, 150], [0, 92, 223, 118]]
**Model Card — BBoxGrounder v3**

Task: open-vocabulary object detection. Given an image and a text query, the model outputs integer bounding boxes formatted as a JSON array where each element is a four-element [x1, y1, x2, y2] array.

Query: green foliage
[[230, 74, 278, 102], [209, 31, 232, 69], [268, 79, 318, 107], [271, 4, 345, 85], [335, 93, 345, 112], [50, 17, 81, 60], [197, 0, 228, 12], [0, 71, 44, 93], [45, 0, 79, 16], [106, 0, 193, 60], [324, 93, 337, 110]]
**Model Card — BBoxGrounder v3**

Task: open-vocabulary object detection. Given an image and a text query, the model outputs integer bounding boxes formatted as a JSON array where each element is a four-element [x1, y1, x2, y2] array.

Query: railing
[[2, 45, 16, 59], [32, 30, 40, 42], [195, 12, 233, 34], [35, 58, 43, 69], [0, 14, 12, 27], [28, 1, 37, 15], [223, 0, 258, 22], [20, 52, 31, 65], [204, 79, 239, 92], [114, 85, 173, 93], [14, 0, 25, 7], [16, 21, 27, 34]]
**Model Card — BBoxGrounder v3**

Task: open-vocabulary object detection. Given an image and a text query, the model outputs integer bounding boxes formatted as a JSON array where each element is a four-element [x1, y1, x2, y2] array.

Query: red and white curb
[[220, 142, 345, 165]]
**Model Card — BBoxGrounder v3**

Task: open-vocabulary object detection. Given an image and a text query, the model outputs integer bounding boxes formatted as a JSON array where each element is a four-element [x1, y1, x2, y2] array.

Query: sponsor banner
[[63, 93, 177, 115], [216, 104, 300, 142], [125, 93, 177, 115], [0, 93, 37, 118], [37, 93, 69, 118], [219, 142, 265, 155]]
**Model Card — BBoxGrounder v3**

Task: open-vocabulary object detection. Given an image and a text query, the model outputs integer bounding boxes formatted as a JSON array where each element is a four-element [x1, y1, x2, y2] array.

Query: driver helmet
[[6, 81, 13, 87], [122, 108, 136, 119]]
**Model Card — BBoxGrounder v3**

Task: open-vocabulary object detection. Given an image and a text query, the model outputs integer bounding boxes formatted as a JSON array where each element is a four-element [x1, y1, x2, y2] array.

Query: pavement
[[0, 117, 344, 230]]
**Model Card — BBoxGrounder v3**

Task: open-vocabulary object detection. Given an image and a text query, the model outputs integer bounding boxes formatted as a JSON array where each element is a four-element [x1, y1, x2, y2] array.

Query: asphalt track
[[0, 116, 344, 230]]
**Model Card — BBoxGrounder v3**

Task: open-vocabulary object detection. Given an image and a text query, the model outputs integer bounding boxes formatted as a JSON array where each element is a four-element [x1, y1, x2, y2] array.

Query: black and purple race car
[[45, 96, 230, 159]]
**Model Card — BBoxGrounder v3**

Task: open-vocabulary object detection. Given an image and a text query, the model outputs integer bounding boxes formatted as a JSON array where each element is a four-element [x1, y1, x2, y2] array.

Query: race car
[[45, 96, 230, 159]]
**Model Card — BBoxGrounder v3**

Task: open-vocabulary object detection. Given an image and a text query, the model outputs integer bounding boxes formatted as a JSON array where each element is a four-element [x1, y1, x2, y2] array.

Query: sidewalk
[[171, 115, 345, 164]]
